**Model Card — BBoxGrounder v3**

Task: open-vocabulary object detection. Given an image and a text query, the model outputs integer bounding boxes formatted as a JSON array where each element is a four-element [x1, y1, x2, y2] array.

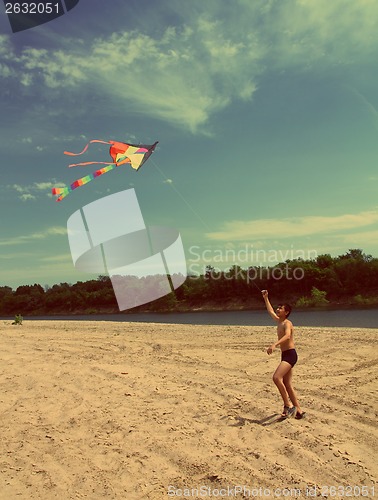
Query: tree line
[[0, 249, 377, 316]]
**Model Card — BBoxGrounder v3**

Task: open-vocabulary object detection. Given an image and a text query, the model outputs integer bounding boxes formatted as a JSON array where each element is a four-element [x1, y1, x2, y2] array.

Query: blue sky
[[1, 0, 378, 289]]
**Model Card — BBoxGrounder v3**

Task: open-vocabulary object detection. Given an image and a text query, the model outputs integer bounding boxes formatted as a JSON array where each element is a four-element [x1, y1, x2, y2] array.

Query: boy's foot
[[295, 411, 306, 420], [281, 406, 296, 419]]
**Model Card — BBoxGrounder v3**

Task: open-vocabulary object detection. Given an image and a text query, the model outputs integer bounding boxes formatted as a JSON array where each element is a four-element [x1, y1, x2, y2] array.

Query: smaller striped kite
[[52, 139, 158, 202]]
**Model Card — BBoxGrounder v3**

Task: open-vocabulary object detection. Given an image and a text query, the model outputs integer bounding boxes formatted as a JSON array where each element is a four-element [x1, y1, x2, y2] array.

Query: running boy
[[262, 290, 305, 419]]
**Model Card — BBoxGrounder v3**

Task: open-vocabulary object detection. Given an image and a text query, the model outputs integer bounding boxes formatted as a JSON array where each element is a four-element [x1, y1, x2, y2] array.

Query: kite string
[[151, 158, 262, 292], [150, 158, 211, 231], [151, 160, 264, 292], [251, 279, 262, 292]]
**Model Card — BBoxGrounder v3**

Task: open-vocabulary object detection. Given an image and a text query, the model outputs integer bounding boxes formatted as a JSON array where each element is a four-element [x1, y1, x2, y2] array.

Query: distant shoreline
[[2, 307, 378, 328], [2, 301, 378, 318]]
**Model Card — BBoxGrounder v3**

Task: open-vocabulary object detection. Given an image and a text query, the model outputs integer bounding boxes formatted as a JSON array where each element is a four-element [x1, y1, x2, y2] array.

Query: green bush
[[12, 314, 23, 325], [296, 287, 329, 308], [353, 294, 376, 305]]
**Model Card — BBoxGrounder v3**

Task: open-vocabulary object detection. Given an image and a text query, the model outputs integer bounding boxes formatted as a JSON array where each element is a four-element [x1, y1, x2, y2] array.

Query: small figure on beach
[[262, 290, 305, 419]]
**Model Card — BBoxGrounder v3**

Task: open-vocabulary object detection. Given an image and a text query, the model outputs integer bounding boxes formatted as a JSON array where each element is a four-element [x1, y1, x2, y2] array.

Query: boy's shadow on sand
[[222, 413, 285, 427]]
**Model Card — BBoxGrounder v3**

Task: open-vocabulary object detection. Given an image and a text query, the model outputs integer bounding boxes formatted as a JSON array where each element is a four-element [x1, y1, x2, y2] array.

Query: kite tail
[[64, 140, 111, 157], [52, 164, 116, 202], [52, 186, 71, 202]]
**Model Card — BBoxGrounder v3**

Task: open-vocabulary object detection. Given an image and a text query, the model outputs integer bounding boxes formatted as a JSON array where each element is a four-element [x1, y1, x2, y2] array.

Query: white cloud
[[340, 229, 378, 246], [0, 226, 67, 246], [0, 62, 12, 77], [253, 0, 378, 68], [0, 17, 263, 132], [2, 1, 378, 132], [21, 47, 86, 88], [33, 182, 58, 191], [206, 210, 378, 241], [79, 27, 260, 132], [20, 193, 36, 202], [0, 35, 11, 58], [12, 184, 24, 193], [7, 181, 65, 200], [40, 253, 72, 263]]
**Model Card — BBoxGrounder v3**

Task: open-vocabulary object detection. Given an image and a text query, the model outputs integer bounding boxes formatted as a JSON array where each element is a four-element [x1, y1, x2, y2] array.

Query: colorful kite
[[52, 140, 158, 202]]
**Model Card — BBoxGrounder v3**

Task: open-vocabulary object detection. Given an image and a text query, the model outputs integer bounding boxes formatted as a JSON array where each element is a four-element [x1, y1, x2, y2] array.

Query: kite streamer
[[52, 164, 116, 202], [52, 140, 158, 202]]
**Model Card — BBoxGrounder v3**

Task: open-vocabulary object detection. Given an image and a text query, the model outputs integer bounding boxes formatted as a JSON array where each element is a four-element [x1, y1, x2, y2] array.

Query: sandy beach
[[1, 320, 377, 499]]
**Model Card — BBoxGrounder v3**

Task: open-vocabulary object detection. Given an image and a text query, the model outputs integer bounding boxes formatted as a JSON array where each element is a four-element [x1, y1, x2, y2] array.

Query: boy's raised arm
[[261, 290, 279, 321]]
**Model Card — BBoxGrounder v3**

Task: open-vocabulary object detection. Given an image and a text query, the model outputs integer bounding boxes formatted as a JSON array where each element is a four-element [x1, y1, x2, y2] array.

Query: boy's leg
[[272, 361, 293, 409], [283, 368, 302, 414]]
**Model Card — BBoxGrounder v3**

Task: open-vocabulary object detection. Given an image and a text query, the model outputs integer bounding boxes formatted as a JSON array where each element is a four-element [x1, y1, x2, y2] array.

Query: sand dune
[[1, 320, 377, 499]]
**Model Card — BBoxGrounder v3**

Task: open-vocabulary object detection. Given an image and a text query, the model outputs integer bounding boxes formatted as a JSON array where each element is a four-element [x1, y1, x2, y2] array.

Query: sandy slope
[[0, 320, 377, 499]]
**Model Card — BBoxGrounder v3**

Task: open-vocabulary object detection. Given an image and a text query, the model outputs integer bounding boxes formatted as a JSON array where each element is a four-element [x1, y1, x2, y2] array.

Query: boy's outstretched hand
[[262, 290, 268, 298]]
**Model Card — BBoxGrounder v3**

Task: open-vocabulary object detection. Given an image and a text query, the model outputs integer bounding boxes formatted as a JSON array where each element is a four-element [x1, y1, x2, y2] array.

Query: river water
[[18, 308, 378, 328]]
